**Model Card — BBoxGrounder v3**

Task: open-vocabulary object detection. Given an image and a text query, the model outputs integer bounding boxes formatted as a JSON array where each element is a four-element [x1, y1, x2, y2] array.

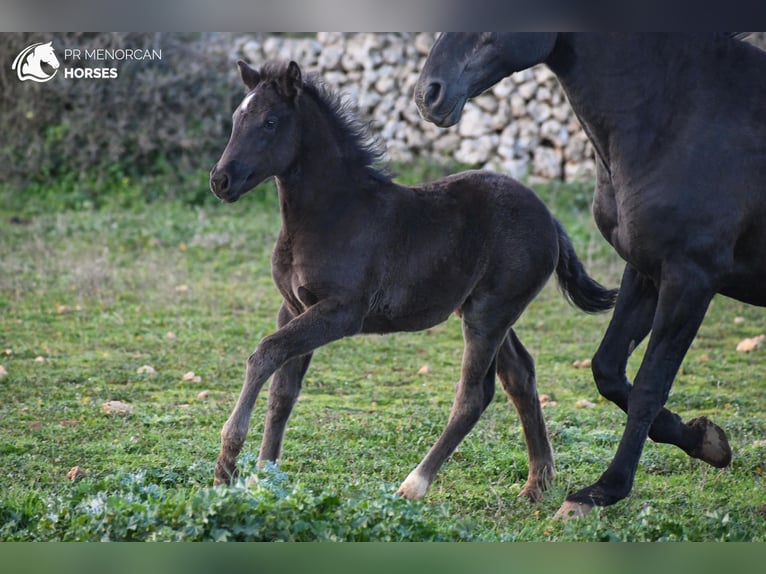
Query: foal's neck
[[275, 99, 373, 225]]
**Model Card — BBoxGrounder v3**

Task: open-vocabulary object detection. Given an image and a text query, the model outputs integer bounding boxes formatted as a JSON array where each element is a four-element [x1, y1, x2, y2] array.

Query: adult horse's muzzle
[[414, 76, 466, 128]]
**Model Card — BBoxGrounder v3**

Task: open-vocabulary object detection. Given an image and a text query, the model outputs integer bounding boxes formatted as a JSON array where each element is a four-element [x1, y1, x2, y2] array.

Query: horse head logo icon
[[12, 41, 60, 83]]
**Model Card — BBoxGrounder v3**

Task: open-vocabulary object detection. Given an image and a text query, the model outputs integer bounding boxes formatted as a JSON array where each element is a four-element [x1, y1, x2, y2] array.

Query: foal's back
[[357, 170, 559, 334]]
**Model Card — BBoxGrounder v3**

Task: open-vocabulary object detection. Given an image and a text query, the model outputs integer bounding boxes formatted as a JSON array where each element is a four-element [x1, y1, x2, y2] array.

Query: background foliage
[[0, 33, 242, 196]]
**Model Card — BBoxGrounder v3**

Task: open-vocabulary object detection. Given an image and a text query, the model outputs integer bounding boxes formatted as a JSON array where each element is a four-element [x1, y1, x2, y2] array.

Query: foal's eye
[[263, 117, 278, 132]]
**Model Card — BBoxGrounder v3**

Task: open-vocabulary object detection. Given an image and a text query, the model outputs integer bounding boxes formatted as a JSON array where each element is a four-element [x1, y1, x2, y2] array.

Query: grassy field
[[1, 165, 764, 541]]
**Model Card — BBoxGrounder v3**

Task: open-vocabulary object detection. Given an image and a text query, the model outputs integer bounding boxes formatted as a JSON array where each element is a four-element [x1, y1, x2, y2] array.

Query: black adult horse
[[415, 33, 766, 518], [209, 60, 617, 502]]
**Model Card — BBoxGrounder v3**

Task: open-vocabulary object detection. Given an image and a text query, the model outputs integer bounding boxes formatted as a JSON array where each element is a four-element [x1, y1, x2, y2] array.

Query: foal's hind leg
[[497, 329, 554, 502], [590, 265, 731, 464], [397, 320, 502, 500]]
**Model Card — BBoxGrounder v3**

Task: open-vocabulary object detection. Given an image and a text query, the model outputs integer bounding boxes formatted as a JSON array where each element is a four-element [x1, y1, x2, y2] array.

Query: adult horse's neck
[[545, 33, 694, 180]]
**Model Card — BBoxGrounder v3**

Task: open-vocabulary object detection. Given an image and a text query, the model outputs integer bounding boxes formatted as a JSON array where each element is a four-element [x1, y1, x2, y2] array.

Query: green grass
[[1, 165, 764, 541]]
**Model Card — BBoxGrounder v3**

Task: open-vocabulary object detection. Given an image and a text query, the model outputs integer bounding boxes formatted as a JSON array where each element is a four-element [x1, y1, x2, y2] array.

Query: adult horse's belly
[[721, 223, 766, 306]]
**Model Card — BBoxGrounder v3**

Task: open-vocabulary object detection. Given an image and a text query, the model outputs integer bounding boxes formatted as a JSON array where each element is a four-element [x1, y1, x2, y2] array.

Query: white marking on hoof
[[553, 500, 593, 521], [396, 470, 430, 500]]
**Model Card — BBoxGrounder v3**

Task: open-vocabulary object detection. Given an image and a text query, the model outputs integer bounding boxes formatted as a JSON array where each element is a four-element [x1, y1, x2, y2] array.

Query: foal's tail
[[553, 219, 618, 313]]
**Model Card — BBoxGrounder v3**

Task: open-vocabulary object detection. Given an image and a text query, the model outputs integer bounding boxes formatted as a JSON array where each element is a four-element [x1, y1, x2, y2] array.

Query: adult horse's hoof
[[688, 416, 732, 468], [553, 500, 593, 521]]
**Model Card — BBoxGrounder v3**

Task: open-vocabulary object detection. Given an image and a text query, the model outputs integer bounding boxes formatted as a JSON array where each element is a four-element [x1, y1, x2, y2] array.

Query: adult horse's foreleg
[[397, 321, 501, 500], [214, 298, 362, 486], [556, 269, 719, 519], [497, 329, 554, 502], [258, 304, 313, 465], [591, 265, 731, 464]]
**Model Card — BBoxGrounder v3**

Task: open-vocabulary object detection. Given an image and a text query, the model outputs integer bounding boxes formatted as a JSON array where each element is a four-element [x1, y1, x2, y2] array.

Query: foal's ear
[[283, 60, 303, 100], [237, 60, 261, 91]]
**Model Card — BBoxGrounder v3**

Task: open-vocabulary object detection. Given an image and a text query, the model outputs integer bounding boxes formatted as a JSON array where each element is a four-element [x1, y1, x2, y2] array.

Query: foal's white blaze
[[397, 469, 430, 500], [240, 93, 255, 112]]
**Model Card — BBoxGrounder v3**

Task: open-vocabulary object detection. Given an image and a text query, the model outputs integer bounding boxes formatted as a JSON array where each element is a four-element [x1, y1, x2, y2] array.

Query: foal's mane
[[260, 61, 392, 183]]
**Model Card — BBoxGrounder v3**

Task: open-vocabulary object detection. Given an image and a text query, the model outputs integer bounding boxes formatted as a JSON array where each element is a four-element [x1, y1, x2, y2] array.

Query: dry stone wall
[[234, 33, 595, 182], [235, 33, 766, 183]]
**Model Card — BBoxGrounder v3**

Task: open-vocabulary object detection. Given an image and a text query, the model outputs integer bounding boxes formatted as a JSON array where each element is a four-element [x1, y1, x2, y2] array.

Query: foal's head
[[210, 60, 303, 203]]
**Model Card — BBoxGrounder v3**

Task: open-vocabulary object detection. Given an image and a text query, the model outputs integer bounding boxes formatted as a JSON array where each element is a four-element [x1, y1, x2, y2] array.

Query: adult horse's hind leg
[[397, 320, 502, 500], [497, 329, 554, 502], [590, 265, 731, 465]]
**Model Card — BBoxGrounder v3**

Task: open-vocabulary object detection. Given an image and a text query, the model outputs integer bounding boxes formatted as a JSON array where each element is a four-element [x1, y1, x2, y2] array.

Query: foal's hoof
[[553, 500, 593, 521], [519, 464, 555, 502], [396, 470, 429, 500], [213, 457, 238, 486], [688, 416, 732, 468], [518, 482, 545, 503]]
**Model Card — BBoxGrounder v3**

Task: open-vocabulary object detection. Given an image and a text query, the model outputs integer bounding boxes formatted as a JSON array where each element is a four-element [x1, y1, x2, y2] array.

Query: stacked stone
[[235, 32, 596, 182]]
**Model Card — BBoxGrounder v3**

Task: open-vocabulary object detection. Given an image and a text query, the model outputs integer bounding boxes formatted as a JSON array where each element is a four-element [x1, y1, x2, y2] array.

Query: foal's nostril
[[210, 169, 230, 195], [219, 173, 230, 193], [423, 80, 444, 109]]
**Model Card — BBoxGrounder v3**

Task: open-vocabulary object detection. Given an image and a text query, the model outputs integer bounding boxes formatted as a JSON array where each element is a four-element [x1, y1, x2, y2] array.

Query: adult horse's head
[[415, 33, 558, 127], [210, 60, 303, 203]]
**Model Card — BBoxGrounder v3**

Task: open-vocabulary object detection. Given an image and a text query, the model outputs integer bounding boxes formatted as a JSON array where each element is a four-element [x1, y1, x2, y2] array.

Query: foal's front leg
[[214, 298, 363, 485], [259, 304, 313, 465]]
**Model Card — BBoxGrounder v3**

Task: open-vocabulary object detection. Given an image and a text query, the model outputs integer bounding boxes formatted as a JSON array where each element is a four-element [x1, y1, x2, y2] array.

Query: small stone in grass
[[540, 394, 558, 408], [67, 466, 86, 481], [183, 371, 202, 383], [197, 390, 210, 399], [736, 335, 765, 353], [102, 400, 133, 415], [575, 399, 596, 409]]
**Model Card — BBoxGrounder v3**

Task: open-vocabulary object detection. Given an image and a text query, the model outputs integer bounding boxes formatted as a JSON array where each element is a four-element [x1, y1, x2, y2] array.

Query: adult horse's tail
[[553, 219, 618, 313]]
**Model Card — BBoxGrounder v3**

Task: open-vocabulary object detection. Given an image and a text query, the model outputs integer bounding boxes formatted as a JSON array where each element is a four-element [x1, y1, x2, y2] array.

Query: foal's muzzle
[[209, 166, 230, 197], [209, 164, 245, 203]]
